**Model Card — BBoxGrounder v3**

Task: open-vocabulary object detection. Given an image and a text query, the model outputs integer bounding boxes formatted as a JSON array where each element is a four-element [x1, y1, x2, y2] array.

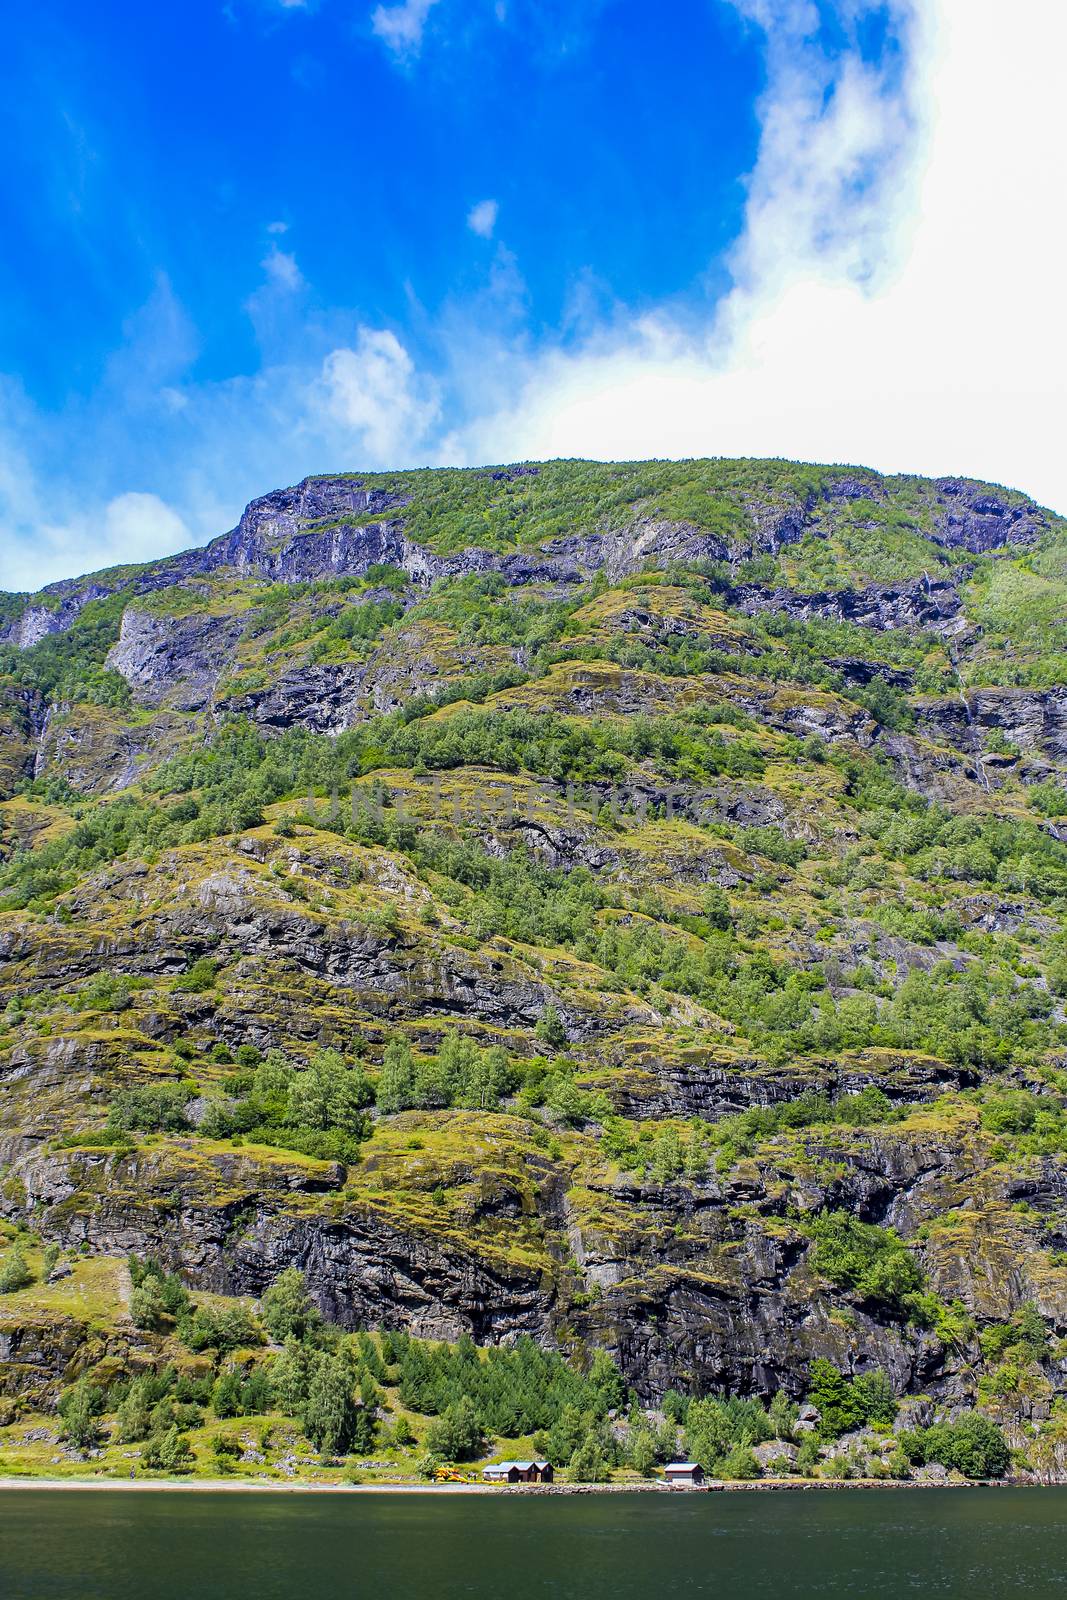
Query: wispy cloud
[[261, 245, 304, 291], [316, 327, 440, 462], [443, 0, 1067, 515], [466, 198, 499, 239], [370, 0, 440, 62]]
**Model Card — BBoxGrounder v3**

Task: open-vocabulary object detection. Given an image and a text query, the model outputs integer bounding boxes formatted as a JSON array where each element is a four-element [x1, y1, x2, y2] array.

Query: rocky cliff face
[[2, 467, 1051, 644], [2, 456, 1067, 1430]]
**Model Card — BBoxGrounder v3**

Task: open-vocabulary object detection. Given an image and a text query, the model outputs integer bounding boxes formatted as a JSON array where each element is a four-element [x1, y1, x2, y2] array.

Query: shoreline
[[0, 1473, 1020, 1496]]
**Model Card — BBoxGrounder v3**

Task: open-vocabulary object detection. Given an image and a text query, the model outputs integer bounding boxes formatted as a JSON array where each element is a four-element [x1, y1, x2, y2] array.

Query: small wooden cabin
[[482, 1460, 554, 1484], [664, 1461, 704, 1488]]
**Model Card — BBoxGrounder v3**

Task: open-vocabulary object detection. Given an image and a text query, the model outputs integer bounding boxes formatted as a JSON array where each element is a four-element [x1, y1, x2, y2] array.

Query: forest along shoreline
[[0, 1475, 1023, 1495]]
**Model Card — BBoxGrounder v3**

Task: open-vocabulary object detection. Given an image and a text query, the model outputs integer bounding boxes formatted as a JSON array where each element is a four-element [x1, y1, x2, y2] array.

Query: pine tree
[[356, 1331, 387, 1382], [535, 1003, 567, 1048], [629, 1429, 657, 1478], [271, 1336, 311, 1413], [769, 1389, 799, 1442], [129, 1274, 167, 1330], [547, 1404, 587, 1466], [590, 1350, 626, 1410], [242, 1366, 273, 1415], [359, 1371, 382, 1413], [212, 1368, 244, 1419], [59, 1379, 100, 1453], [566, 1436, 608, 1483], [390, 1414, 415, 1448], [375, 1039, 419, 1113], [116, 1377, 153, 1443], [349, 1403, 377, 1454], [303, 1353, 357, 1455], [262, 1268, 319, 1343]]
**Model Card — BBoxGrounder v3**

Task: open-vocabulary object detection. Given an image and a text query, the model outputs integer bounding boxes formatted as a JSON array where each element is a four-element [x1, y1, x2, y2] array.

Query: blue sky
[[0, 0, 1064, 588], [1, 0, 760, 397]]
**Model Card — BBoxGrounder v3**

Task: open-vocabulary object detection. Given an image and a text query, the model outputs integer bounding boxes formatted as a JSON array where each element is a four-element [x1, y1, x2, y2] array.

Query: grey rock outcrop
[[725, 573, 965, 635], [3, 467, 1056, 659], [107, 606, 247, 710], [914, 686, 1067, 762], [931, 479, 1048, 553]]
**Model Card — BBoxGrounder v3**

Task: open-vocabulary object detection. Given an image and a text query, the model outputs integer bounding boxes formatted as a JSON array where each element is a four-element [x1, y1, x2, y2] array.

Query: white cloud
[[316, 327, 441, 462], [266, 220, 289, 235], [4, 492, 191, 591], [446, 0, 1067, 513], [261, 245, 304, 291], [4, 0, 1066, 595], [467, 198, 499, 239], [370, 0, 439, 61], [0, 316, 442, 591]]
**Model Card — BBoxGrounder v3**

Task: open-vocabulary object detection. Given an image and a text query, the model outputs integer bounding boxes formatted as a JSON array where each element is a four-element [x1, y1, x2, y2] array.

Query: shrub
[[807, 1361, 898, 1439], [535, 1004, 567, 1048], [108, 1083, 194, 1135], [980, 1092, 1041, 1135], [902, 1413, 1010, 1478], [808, 1211, 923, 1315], [174, 958, 219, 994], [721, 1445, 761, 1480], [0, 1244, 32, 1294], [179, 1302, 260, 1354], [144, 1424, 194, 1473], [212, 1433, 242, 1470], [796, 1433, 822, 1475], [286, 1050, 372, 1133], [129, 1266, 190, 1330], [684, 1396, 772, 1470]]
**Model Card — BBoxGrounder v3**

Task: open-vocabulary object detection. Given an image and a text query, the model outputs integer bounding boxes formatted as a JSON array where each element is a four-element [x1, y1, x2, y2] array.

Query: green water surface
[[1, 1486, 1066, 1600]]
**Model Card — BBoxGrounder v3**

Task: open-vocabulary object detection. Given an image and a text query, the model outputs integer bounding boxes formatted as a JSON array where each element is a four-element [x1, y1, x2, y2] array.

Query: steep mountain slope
[[3, 457, 1067, 1469]]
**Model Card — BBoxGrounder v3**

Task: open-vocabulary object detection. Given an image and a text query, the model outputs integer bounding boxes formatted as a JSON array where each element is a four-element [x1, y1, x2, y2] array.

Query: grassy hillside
[[2, 458, 1067, 1483]]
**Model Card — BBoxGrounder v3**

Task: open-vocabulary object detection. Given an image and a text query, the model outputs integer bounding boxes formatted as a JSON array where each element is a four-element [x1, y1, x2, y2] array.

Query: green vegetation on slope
[[3, 457, 1067, 1478]]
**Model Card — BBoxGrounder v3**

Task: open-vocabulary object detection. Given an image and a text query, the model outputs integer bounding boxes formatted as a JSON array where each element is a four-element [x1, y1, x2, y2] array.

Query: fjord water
[[2, 1488, 1067, 1600]]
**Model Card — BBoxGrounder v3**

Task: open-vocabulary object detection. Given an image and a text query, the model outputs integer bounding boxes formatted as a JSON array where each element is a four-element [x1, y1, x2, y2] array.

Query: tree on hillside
[[426, 1394, 483, 1461], [303, 1352, 359, 1456], [262, 1267, 320, 1343]]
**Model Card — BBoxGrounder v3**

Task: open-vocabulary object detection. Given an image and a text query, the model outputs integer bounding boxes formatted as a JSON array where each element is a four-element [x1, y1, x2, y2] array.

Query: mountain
[[3, 456, 1067, 1479]]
